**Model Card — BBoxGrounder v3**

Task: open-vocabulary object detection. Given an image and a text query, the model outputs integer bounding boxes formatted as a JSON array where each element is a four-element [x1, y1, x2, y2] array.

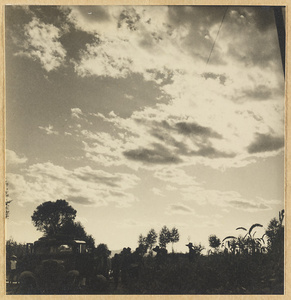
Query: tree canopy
[[159, 226, 171, 249], [208, 234, 221, 250], [146, 229, 158, 253], [59, 220, 95, 249], [31, 199, 77, 236], [169, 227, 180, 252]]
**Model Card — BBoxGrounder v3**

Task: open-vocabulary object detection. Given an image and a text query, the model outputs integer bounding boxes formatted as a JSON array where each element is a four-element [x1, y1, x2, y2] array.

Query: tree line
[[6, 199, 284, 294]]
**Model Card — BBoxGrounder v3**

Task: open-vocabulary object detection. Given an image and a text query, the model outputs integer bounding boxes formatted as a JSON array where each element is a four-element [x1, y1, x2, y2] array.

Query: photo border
[[0, 0, 289, 299]]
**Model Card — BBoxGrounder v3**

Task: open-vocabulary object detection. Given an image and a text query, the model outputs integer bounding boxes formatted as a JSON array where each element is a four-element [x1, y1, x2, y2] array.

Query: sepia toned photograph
[[4, 4, 285, 295]]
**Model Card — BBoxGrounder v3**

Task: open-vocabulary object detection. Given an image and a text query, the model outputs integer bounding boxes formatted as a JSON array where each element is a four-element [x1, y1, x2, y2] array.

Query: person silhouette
[[9, 255, 17, 285]]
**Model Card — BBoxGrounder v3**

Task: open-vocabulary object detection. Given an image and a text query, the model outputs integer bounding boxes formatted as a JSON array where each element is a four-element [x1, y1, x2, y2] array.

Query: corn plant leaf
[[249, 223, 263, 236], [222, 236, 237, 242], [236, 227, 247, 231]]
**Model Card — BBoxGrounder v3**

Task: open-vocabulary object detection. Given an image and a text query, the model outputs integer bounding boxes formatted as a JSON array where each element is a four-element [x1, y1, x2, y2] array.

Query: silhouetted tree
[[137, 234, 148, 255], [169, 227, 180, 253], [159, 226, 170, 249], [60, 220, 95, 249], [266, 209, 284, 255], [95, 243, 111, 278], [6, 238, 27, 259], [146, 229, 157, 255], [192, 243, 205, 256], [208, 234, 221, 253], [31, 200, 77, 236]]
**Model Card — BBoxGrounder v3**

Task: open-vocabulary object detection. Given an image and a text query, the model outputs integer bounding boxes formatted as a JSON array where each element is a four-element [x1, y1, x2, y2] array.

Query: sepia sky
[[5, 5, 285, 252]]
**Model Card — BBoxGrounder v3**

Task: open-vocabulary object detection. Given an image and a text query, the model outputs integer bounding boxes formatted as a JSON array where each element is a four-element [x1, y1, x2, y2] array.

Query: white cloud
[[124, 94, 134, 100], [181, 186, 278, 212], [51, 6, 284, 171], [71, 108, 83, 119], [16, 17, 66, 72], [7, 162, 140, 207], [6, 149, 28, 165], [152, 188, 165, 197], [154, 168, 198, 186], [166, 202, 195, 215], [72, 97, 283, 171], [39, 124, 58, 135]]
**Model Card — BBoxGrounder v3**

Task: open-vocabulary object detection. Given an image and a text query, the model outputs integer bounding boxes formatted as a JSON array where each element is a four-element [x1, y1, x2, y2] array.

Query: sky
[[5, 5, 285, 253]]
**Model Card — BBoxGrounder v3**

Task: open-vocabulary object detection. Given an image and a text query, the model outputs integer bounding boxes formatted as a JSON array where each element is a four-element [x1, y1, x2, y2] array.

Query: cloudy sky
[[5, 5, 285, 252]]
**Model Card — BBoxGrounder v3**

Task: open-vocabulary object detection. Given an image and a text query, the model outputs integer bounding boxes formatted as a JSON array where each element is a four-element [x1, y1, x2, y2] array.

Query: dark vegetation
[[5, 181, 12, 218], [6, 199, 284, 295]]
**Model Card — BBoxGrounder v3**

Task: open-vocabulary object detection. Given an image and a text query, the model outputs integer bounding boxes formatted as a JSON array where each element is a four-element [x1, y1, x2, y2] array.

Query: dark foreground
[[6, 252, 284, 295]]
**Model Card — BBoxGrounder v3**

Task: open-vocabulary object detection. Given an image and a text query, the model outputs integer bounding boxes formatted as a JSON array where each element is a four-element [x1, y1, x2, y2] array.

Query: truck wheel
[[63, 270, 80, 293], [18, 271, 37, 294]]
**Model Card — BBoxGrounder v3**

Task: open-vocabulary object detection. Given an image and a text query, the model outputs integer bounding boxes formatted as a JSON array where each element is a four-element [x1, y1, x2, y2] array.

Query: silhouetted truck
[[18, 235, 96, 294]]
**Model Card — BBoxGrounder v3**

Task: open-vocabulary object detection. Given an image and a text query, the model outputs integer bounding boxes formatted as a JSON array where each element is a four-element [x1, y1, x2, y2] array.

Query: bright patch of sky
[[5, 5, 284, 252]]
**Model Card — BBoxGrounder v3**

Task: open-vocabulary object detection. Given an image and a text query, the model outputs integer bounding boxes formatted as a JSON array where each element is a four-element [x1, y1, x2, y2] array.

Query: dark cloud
[[225, 7, 280, 69], [167, 6, 280, 67], [242, 84, 273, 101], [202, 72, 227, 85], [147, 120, 234, 160], [5, 6, 34, 54], [118, 8, 141, 31], [176, 122, 222, 139], [247, 133, 284, 153], [123, 143, 182, 164], [246, 110, 263, 121], [28, 6, 70, 27], [243, 6, 275, 32], [167, 6, 228, 64], [60, 28, 97, 61], [194, 146, 236, 158], [5, 6, 33, 26], [150, 120, 222, 141]]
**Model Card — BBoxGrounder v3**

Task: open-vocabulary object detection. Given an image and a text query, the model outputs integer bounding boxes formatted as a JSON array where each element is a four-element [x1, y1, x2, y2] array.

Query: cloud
[[175, 122, 222, 139], [123, 143, 182, 165], [73, 95, 283, 170], [166, 203, 195, 215], [227, 200, 269, 210], [247, 133, 284, 153], [6, 149, 28, 165], [202, 72, 228, 85], [71, 107, 83, 119], [7, 162, 140, 207], [36, 5, 283, 171], [124, 93, 134, 100], [118, 7, 141, 31], [39, 124, 59, 135], [181, 186, 277, 212], [154, 168, 198, 186], [16, 17, 66, 72], [152, 188, 165, 197], [241, 84, 273, 101]]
